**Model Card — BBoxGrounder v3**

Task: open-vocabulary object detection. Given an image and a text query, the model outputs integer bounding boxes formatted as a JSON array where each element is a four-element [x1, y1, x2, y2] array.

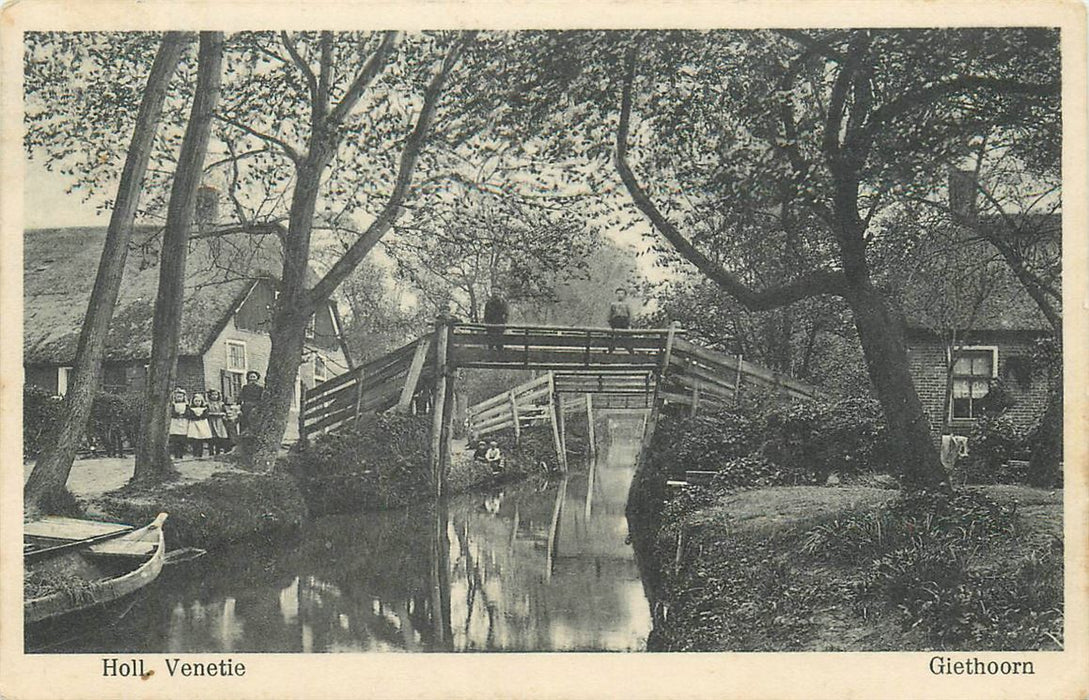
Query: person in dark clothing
[[483, 295, 509, 351], [607, 287, 635, 354], [239, 370, 264, 435], [472, 440, 489, 464]]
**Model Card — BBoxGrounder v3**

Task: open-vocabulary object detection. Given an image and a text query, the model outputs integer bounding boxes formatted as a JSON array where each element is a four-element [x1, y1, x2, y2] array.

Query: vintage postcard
[[1, 0, 1086, 698]]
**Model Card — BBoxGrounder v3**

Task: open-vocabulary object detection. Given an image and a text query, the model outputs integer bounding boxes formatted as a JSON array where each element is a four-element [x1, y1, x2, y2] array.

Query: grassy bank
[[627, 404, 1063, 652], [637, 482, 1062, 652], [89, 468, 308, 551], [288, 413, 566, 516]]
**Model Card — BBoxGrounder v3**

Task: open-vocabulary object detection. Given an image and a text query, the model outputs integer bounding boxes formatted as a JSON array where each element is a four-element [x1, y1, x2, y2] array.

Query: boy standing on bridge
[[607, 287, 635, 354]]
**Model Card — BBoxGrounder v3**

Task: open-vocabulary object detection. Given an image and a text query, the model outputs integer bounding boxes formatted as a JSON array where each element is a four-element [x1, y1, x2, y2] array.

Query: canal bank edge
[[85, 414, 580, 553], [626, 419, 1064, 652]]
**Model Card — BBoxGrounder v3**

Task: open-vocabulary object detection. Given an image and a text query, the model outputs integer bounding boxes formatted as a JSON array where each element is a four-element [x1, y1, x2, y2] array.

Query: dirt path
[[23, 456, 243, 501]]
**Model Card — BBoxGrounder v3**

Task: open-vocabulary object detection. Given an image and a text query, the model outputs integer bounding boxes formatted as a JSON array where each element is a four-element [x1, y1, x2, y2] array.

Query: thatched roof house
[[24, 227, 352, 442]]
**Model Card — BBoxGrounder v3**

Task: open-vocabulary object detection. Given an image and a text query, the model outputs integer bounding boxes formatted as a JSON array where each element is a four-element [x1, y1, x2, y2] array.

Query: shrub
[[98, 471, 307, 550], [652, 395, 893, 488], [88, 390, 141, 456], [709, 454, 791, 490], [962, 415, 1029, 484], [761, 397, 891, 482], [288, 413, 432, 514], [23, 385, 64, 458], [650, 407, 761, 478]]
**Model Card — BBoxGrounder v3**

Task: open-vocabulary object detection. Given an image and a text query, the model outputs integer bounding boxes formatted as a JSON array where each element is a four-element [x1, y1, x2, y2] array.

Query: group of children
[[167, 370, 264, 459], [473, 440, 505, 473]]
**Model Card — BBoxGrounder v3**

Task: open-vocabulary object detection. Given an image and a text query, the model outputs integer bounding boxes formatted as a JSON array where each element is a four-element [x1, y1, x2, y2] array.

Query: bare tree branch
[[615, 42, 847, 311], [215, 114, 301, 164], [327, 31, 399, 127], [307, 31, 476, 306], [280, 32, 319, 109]]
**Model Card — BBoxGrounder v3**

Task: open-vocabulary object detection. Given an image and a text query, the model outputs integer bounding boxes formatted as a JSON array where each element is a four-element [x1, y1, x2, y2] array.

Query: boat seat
[[89, 539, 156, 558]]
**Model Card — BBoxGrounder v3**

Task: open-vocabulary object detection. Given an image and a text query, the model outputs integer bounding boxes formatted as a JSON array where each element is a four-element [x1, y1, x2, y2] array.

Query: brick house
[[897, 216, 1059, 438], [24, 226, 353, 444]]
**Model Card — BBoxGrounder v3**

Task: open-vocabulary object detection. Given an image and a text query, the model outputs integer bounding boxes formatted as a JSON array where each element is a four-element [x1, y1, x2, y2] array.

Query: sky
[[23, 152, 674, 291], [24, 158, 113, 229]]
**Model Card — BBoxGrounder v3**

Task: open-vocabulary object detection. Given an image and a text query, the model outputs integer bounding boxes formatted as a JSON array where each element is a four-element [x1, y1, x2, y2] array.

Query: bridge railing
[[300, 319, 818, 444], [449, 322, 678, 370], [300, 334, 437, 440], [661, 337, 819, 411]]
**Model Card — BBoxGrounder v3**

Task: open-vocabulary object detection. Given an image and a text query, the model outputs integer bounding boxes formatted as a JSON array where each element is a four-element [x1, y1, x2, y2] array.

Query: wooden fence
[[300, 334, 436, 440], [466, 372, 555, 441], [659, 337, 819, 412]]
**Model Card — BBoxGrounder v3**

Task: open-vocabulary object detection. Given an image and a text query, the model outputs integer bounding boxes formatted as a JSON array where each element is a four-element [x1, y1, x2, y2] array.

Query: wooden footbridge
[[299, 319, 817, 496]]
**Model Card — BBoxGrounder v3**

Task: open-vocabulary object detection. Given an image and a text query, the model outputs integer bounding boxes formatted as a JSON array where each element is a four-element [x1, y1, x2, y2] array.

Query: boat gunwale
[[25, 514, 168, 624]]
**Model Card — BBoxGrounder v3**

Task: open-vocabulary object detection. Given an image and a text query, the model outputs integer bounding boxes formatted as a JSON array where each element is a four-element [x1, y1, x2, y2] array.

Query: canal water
[[48, 413, 652, 653]]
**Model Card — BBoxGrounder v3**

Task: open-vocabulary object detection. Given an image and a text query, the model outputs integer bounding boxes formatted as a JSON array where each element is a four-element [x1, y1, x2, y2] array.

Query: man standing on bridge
[[483, 294, 509, 351], [607, 287, 635, 354]]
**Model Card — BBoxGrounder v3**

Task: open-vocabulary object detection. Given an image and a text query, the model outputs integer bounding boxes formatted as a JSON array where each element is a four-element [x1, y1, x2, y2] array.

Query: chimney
[[195, 186, 220, 230], [948, 169, 978, 222]]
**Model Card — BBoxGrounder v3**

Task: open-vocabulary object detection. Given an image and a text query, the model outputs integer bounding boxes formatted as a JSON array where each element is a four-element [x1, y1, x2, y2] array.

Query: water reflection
[[45, 412, 651, 653]]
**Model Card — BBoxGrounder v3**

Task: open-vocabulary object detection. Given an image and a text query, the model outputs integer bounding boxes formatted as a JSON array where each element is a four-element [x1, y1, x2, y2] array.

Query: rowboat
[[24, 513, 168, 647]]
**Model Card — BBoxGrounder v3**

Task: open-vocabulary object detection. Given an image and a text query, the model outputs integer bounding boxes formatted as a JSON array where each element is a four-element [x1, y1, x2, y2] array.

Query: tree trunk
[[245, 151, 331, 468], [24, 33, 186, 515], [847, 283, 948, 489], [134, 32, 224, 483], [1027, 376, 1062, 487], [248, 310, 310, 469]]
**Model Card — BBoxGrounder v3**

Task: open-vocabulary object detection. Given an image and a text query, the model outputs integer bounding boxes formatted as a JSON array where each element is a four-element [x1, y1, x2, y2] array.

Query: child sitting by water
[[485, 441, 504, 473], [473, 441, 489, 464]]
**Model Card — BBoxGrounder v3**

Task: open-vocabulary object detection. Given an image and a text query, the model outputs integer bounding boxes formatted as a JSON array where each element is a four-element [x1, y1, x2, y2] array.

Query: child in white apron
[[187, 392, 213, 457], [169, 387, 190, 459]]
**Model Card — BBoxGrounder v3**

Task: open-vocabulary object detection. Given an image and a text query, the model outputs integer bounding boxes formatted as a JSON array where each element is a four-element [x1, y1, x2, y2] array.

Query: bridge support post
[[397, 335, 432, 414], [298, 385, 308, 448], [430, 319, 452, 498], [585, 393, 596, 460], [546, 373, 567, 473], [508, 389, 521, 445], [636, 322, 678, 473]]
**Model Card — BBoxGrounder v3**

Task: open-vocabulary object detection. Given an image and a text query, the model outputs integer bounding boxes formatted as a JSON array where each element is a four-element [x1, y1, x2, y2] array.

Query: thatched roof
[[894, 215, 1058, 334], [24, 227, 285, 365]]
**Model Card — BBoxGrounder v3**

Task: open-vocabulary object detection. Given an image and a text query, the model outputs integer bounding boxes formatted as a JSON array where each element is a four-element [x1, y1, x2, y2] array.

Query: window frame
[[225, 339, 248, 374], [313, 353, 328, 383], [948, 345, 999, 422]]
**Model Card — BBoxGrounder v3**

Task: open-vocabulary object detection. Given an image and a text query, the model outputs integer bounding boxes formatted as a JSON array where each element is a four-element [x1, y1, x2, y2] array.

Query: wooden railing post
[[508, 389, 521, 445], [298, 385, 308, 448]]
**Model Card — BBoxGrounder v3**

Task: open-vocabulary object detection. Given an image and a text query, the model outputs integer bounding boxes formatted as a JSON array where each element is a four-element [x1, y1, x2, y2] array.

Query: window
[[305, 315, 316, 340], [226, 341, 247, 373], [221, 370, 242, 402], [950, 347, 998, 420], [313, 354, 328, 383]]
